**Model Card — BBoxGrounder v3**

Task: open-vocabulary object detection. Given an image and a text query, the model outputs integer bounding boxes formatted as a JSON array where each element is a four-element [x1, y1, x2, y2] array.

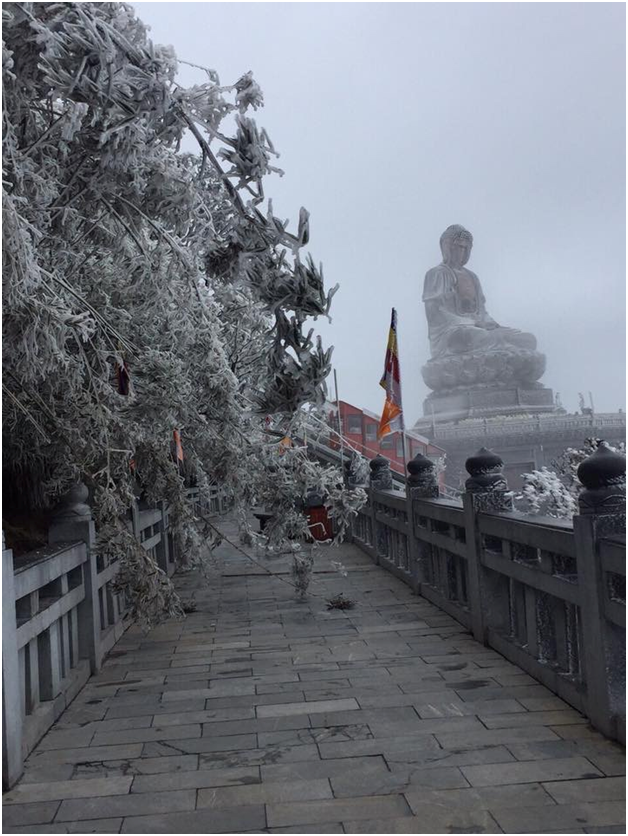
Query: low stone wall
[[1, 487, 191, 790], [351, 445, 626, 744]]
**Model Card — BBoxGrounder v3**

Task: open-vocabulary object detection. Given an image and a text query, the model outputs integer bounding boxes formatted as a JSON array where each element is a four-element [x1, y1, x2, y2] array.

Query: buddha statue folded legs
[[445, 323, 537, 356]]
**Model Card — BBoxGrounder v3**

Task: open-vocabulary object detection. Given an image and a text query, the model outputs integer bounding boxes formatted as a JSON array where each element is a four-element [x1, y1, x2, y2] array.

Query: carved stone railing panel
[[3, 541, 91, 790], [3, 483, 223, 789], [349, 451, 625, 744]]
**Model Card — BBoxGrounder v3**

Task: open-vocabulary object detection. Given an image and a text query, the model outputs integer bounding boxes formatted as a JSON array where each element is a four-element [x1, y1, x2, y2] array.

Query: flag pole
[[333, 368, 345, 475], [378, 307, 406, 481], [396, 310, 408, 482], [401, 427, 409, 483]]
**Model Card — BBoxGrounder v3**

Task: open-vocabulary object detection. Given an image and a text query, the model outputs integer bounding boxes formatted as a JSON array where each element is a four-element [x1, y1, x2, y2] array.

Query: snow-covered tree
[[517, 468, 578, 519], [517, 438, 626, 520], [2, 2, 360, 622]]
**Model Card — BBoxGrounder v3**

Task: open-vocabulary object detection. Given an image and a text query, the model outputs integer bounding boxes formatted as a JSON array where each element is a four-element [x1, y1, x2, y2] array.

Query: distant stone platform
[[414, 412, 626, 491], [420, 383, 556, 425]]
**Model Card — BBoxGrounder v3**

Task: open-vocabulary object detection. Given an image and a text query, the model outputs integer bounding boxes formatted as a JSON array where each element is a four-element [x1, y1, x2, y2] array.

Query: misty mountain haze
[[135, 1, 626, 421]]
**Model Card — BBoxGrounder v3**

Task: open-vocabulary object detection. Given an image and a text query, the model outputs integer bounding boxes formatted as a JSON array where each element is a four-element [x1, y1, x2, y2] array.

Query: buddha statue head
[[440, 225, 473, 269]]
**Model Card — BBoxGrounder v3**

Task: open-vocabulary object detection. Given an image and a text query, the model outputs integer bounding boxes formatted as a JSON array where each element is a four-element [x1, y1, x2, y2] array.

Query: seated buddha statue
[[423, 225, 538, 359], [421, 225, 545, 393]]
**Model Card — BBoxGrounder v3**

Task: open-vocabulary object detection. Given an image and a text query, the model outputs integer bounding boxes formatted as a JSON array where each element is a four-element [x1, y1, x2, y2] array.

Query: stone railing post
[[573, 442, 626, 739], [2, 533, 23, 789], [49, 483, 102, 674], [406, 454, 440, 591], [462, 448, 513, 643], [369, 455, 393, 492], [407, 453, 439, 499], [368, 456, 392, 563], [156, 500, 170, 575]]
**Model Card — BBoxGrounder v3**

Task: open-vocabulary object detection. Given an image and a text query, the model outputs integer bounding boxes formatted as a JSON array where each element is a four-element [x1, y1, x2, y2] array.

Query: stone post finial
[[407, 453, 439, 498], [52, 482, 91, 520], [464, 447, 512, 511], [370, 455, 393, 491], [465, 448, 507, 492], [577, 442, 626, 517]]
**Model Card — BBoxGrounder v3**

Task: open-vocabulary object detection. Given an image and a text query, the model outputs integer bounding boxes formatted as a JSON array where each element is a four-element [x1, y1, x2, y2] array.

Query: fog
[[135, 1, 626, 422]]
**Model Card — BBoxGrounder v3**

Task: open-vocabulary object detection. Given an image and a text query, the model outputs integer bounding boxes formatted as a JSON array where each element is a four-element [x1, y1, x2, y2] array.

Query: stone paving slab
[[148, 732, 258, 754], [434, 724, 563, 749], [257, 724, 372, 748], [585, 753, 626, 776], [103, 698, 207, 718], [385, 745, 517, 772], [480, 709, 587, 728], [555, 724, 607, 740], [492, 800, 626, 833], [119, 804, 267, 833], [260, 755, 389, 783], [414, 697, 526, 718], [3, 802, 62, 828], [73, 754, 199, 778], [4, 817, 123, 833], [131, 765, 260, 793], [4, 776, 133, 805], [542, 776, 626, 804], [403, 782, 555, 812], [196, 742, 322, 769], [55, 789, 196, 821], [196, 777, 333, 807], [28, 743, 144, 765], [90, 723, 201, 746], [18, 765, 75, 785], [461, 755, 603, 787], [330, 764, 470, 796], [153, 707, 258, 726], [343, 810, 503, 833], [268, 824, 343, 833], [3, 517, 625, 833], [266, 794, 412, 827], [504, 738, 625, 767], [257, 697, 359, 718]]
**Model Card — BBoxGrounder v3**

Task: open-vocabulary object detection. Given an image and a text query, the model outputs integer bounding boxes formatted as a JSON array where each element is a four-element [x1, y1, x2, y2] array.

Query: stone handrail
[[1, 486, 205, 790], [351, 446, 626, 744], [2, 540, 93, 790]]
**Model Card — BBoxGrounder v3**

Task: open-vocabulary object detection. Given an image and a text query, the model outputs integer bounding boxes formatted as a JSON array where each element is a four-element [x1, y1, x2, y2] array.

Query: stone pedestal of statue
[[421, 383, 556, 425], [418, 225, 555, 424]]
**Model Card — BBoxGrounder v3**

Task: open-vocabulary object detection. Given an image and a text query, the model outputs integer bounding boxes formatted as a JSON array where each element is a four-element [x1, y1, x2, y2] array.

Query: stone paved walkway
[[3, 517, 626, 833]]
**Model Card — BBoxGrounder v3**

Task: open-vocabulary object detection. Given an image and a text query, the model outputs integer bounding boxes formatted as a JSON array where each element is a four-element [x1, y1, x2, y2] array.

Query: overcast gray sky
[[136, 1, 626, 421]]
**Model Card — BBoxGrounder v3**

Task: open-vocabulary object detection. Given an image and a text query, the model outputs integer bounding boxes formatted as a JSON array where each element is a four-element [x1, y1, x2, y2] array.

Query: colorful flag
[[378, 308, 404, 439], [116, 360, 130, 396], [173, 429, 184, 462], [278, 436, 292, 454]]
